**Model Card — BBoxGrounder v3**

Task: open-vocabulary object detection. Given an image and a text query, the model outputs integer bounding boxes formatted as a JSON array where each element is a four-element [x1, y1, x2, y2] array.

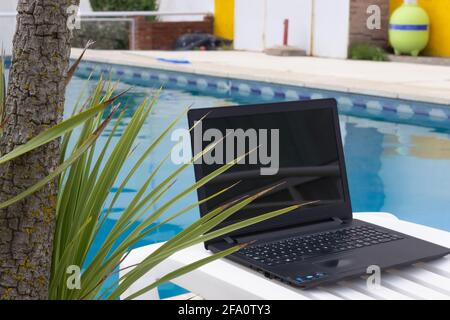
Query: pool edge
[[70, 48, 450, 106]]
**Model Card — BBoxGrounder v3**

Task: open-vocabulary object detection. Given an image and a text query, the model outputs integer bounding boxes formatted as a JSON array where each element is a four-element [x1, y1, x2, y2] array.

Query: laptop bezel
[[187, 99, 353, 245]]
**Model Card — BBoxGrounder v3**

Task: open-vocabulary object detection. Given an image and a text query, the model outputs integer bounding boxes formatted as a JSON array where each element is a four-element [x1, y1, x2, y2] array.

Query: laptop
[[187, 99, 450, 289]]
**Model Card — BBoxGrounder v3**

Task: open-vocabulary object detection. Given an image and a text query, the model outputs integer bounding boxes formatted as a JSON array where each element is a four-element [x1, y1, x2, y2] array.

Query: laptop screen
[[190, 101, 350, 233]]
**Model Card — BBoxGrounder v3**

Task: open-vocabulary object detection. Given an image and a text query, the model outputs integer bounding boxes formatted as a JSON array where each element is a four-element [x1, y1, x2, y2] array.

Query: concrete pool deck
[[71, 49, 450, 105]]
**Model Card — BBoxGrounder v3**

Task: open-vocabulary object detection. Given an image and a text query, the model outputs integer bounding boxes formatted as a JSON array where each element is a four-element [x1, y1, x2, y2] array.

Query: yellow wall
[[214, 0, 234, 40], [390, 0, 450, 57]]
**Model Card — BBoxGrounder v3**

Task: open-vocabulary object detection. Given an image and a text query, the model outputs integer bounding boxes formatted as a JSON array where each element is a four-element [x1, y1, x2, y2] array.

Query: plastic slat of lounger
[[303, 288, 343, 300], [318, 283, 375, 300], [166, 244, 337, 300], [416, 256, 450, 278], [387, 266, 450, 297], [376, 270, 450, 300], [151, 243, 313, 300], [165, 293, 204, 300], [120, 213, 450, 300], [338, 279, 413, 300]]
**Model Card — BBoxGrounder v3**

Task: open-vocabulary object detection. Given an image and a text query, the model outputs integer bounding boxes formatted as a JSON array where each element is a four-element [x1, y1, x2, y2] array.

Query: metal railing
[[0, 11, 211, 18]]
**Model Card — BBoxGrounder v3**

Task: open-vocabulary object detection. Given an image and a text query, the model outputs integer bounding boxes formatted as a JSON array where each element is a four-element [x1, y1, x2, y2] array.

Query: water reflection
[[342, 117, 385, 212], [341, 115, 450, 231], [65, 75, 450, 239]]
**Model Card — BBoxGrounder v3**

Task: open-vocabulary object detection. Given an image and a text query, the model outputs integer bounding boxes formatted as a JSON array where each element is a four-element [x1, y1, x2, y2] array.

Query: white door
[[234, 0, 312, 53], [264, 0, 312, 54], [234, 0, 266, 51], [311, 0, 350, 58], [235, 0, 351, 58]]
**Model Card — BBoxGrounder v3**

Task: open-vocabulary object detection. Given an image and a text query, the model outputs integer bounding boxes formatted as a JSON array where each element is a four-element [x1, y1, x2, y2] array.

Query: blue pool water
[[71, 65, 450, 233], [71, 65, 450, 298], [6, 61, 450, 298]]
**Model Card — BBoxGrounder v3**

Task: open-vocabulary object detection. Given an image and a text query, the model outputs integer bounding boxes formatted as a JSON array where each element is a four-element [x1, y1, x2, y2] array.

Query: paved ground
[[388, 54, 450, 67], [71, 49, 450, 105]]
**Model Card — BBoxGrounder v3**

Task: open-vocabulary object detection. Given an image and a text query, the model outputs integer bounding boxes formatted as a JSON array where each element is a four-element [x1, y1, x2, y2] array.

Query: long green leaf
[[80, 183, 240, 299], [0, 105, 118, 210], [44, 73, 307, 301], [77, 145, 255, 299], [0, 90, 127, 165], [107, 203, 301, 300], [123, 243, 245, 300], [66, 40, 95, 87], [102, 102, 184, 224], [70, 97, 153, 274]]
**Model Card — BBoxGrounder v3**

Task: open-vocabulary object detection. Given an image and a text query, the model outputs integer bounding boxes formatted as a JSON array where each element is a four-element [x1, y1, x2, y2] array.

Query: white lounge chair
[[120, 212, 450, 300]]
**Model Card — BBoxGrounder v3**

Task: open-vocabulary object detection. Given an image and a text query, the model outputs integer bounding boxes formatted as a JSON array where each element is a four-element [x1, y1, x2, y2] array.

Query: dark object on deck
[[174, 33, 232, 51]]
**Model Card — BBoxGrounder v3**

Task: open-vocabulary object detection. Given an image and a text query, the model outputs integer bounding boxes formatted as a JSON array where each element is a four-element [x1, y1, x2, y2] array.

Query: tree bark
[[0, 0, 79, 300]]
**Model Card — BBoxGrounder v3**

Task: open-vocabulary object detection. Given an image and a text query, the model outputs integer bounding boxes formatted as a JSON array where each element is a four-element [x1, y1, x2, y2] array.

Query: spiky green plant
[[0, 54, 305, 300]]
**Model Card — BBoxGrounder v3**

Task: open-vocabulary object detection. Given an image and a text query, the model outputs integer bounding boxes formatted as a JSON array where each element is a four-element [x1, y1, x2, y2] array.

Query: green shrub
[[90, 0, 157, 11], [350, 43, 389, 62], [73, 21, 130, 49]]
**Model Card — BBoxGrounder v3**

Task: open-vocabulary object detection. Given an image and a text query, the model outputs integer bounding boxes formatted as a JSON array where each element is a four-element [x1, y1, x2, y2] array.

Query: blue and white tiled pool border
[[75, 60, 450, 123]]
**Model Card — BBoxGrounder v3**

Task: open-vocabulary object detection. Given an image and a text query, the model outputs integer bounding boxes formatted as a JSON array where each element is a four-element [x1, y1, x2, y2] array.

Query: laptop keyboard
[[239, 225, 403, 267]]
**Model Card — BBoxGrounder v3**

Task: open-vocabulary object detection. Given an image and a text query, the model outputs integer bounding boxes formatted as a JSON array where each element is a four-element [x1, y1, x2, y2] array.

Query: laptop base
[[209, 219, 450, 289]]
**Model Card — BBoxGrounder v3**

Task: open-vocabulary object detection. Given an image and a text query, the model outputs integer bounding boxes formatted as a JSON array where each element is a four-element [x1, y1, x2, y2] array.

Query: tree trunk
[[0, 0, 79, 300]]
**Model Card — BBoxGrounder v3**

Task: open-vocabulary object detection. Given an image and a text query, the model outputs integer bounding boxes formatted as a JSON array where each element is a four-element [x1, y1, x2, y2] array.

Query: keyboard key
[[239, 226, 403, 266]]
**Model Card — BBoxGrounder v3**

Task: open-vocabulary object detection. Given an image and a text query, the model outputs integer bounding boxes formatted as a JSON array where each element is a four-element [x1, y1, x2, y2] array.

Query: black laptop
[[187, 99, 450, 289]]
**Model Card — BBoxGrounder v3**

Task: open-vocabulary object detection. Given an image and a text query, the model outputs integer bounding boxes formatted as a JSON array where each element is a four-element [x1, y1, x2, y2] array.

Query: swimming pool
[[6, 60, 450, 298], [74, 61, 450, 297], [72, 61, 450, 232]]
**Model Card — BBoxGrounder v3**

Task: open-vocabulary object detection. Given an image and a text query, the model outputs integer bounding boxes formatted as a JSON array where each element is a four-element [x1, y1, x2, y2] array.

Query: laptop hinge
[[332, 217, 344, 224], [233, 216, 347, 244], [223, 236, 237, 245]]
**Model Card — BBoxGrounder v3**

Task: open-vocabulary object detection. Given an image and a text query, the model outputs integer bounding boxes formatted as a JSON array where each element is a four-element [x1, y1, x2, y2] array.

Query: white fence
[[158, 0, 214, 22], [0, 0, 18, 55], [0, 10, 212, 54]]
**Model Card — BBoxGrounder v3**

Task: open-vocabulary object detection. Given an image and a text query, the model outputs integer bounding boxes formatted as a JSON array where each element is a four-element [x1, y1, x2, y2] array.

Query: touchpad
[[314, 257, 355, 269]]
